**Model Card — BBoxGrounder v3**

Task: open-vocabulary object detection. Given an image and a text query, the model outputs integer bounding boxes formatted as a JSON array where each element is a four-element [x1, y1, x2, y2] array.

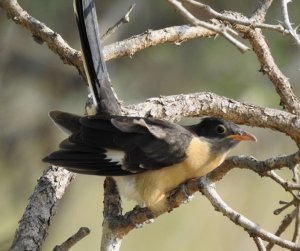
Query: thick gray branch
[[103, 25, 215, 60], [125, 92, 300, 141], [10, 166, 75, 251]]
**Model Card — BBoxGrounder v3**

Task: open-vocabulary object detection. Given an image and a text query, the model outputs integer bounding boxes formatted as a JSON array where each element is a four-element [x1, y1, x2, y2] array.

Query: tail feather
[[73, 0, 121, 115], [49, 111, 81, 134]]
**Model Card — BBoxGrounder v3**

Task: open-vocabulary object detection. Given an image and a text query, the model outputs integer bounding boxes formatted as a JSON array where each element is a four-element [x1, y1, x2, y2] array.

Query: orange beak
[[226, 131, 257, 142]]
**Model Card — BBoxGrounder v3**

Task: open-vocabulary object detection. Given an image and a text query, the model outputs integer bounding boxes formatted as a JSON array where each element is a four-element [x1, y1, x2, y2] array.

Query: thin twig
[[293, 166, 299, 183], [253, 236, 267, 251], [53, 227, 90, 251], [199, 176, 300, 251], [167, 0, 249, 53], [183, 0, 298, 46], [274, 200, 295, 215], [292, 206, 300, 243], [281, 0, 300, 46], [265, 170, 300, 191], [266, 209, 297, 251], [101, 4, 136, 41]]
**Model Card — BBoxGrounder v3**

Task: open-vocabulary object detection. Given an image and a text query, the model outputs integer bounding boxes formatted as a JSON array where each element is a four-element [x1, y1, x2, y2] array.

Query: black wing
[[43, 111, 193, 176], [74, 0, 121, 115]]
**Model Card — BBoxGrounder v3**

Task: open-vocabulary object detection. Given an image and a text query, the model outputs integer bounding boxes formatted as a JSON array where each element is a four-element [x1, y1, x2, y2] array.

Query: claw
[[180, 184, 194, 203], [168, 183, 194, 204]]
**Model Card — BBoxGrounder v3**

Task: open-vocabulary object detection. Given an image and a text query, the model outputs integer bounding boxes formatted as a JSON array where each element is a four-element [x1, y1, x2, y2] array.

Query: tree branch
[[53, 227, 90, 251], [167, 0, 250, 53], [101, 4, 136, 42], [177, 0, 300, 114], [266, 209, 297, 250], [125, 92, 300, 141], [199, 176, 300, 251], [240, 28, 300, 115], [253, 236, 267, 251], [10, 166, 75, 251], [103, 25, 215, 60], [101, 178, 123, 251], [281, 0, 300, 46], [179, 0, 297, 44]]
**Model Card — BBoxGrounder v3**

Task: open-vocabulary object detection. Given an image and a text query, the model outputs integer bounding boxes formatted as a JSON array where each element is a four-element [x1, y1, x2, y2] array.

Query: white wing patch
[[104, 149, 125, 164]]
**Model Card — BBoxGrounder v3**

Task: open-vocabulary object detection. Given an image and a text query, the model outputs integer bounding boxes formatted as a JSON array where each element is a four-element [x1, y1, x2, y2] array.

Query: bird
[[43, 111, 256, 213], [44, 0, 256, 213]]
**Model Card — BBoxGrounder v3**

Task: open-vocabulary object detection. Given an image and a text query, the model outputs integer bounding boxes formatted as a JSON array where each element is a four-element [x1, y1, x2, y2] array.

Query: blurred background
[[0, 0, 300, 250]]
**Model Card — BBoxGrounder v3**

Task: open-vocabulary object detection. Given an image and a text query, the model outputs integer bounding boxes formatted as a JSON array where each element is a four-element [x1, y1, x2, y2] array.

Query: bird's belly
[[115, 137, 227, 212], [114, 176, 142, 204]]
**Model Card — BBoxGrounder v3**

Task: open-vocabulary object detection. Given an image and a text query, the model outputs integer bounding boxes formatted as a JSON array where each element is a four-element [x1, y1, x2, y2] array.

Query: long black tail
[[73, 0, 121, 115]]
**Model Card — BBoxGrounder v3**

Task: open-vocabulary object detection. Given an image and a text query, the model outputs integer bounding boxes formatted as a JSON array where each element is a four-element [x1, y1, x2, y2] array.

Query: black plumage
[[73, 0, 121, 115], [43, 111, 192, 175], [43, 111, 256, 177]]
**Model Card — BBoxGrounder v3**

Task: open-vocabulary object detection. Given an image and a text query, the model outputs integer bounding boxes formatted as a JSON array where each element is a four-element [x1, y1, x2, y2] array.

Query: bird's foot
[[179, 183, 194, 203], [168, 182, 194, 209], [131, 205, 155, 228]]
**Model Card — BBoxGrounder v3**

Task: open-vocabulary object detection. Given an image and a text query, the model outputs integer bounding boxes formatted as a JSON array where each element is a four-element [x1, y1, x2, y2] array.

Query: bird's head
[[190, 117, 257, 153]]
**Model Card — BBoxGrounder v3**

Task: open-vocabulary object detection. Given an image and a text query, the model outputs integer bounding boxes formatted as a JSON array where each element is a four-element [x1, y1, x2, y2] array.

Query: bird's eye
[[216, 124, 227, 134]]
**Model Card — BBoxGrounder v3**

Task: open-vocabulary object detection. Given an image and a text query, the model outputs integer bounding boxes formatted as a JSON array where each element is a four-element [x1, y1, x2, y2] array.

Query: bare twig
[[251, 0, 274, 22], [183, 0, 298, 47], [265, 171, 300, 191], [266, 209, 297, 251], [53, 227, 90, 251], [274, 200, 295, 215], [101, 4, 135, 42], [292, 166, 299, 183], [233, 27, 300, 114], [167, 0, 250, 53], [293, 206, 300, 243], [281, 0, 300, 46], [182, 0, 287, 37], [253, 236, 267, 251], [199, 176, 300, 251]]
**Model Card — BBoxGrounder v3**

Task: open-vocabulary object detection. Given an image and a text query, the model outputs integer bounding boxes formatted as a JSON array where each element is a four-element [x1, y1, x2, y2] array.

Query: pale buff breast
[[116, 137, 228, 212]]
